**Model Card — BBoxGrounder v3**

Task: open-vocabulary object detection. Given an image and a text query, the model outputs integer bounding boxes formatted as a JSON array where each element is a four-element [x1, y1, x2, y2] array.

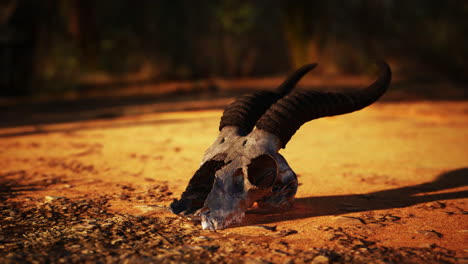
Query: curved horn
[[256, 61, 392, 147], [219, 63, 317, 135]]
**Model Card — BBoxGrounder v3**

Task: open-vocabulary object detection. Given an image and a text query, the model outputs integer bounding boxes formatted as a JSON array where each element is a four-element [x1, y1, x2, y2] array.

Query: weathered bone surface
[[171, 62, 391, 230]]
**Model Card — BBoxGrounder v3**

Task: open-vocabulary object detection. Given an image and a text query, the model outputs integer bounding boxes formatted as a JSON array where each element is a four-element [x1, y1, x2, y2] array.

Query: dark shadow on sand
[[0, 116, 216, 138], [0, 171, 44, 202], [242, 168, 468, 226], [1, 78, 466, 134]]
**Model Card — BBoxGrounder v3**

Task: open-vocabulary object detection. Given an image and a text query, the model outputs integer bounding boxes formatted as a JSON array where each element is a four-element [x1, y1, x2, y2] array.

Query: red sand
[[1, 100, 467, 260]]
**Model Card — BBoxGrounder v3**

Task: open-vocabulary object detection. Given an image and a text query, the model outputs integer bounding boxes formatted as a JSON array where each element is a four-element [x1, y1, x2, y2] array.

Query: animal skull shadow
[[171, 62, 392, 230]]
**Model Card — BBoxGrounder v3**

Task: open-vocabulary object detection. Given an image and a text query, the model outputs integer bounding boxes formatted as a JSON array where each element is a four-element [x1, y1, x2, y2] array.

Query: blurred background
[[0, 0, 467, 127]]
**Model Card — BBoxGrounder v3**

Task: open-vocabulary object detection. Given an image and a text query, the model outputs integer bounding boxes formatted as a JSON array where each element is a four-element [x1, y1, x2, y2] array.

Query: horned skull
[[171, 62, 392, 230]]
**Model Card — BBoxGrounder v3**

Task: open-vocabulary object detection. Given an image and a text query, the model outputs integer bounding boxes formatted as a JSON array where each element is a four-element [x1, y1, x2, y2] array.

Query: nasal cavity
[[247, 154, 278, 189]]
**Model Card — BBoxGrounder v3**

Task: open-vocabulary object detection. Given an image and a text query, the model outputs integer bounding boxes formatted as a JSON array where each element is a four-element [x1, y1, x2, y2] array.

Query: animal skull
[[171, 62, 391, 230]]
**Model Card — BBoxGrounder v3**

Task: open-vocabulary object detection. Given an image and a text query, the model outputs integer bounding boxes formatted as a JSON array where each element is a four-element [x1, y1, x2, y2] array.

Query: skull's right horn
[[219, 63, 317, 136], [256, 62, 392, 148]]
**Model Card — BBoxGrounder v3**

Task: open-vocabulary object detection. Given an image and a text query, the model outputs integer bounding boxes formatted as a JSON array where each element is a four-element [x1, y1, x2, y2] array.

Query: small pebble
[[425, 202, 446, 209], [419, 243, 436, 249], [416, 230, 443, 239], [45, 196, 64, 202], [312, 255, 330, 264]]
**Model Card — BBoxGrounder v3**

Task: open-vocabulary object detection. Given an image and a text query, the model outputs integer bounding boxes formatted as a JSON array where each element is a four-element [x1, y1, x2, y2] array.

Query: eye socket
[[247, 154, 278, 189]]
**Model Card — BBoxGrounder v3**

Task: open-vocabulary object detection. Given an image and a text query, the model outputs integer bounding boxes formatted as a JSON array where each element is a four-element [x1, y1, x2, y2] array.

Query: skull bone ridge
[[199, 126, 298, 230], [170, 62, 391, 230]]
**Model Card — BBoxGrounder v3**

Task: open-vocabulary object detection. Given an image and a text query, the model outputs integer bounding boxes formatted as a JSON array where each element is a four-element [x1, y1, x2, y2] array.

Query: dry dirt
[[0, 100, 467, 263]]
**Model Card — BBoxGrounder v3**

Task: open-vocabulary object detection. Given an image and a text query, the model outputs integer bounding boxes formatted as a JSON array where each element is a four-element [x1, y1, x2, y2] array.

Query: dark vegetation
[[0, 0, 467, 96]]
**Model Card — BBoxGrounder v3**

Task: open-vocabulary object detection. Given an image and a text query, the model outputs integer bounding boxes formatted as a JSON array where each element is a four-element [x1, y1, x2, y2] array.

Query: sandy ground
[[1, 100, 467, 263]]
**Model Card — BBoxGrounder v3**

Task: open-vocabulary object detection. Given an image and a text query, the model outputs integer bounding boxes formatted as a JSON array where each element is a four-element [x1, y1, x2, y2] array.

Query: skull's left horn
[[256, 61, 391, 148], [219, 63, 317, 135]]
